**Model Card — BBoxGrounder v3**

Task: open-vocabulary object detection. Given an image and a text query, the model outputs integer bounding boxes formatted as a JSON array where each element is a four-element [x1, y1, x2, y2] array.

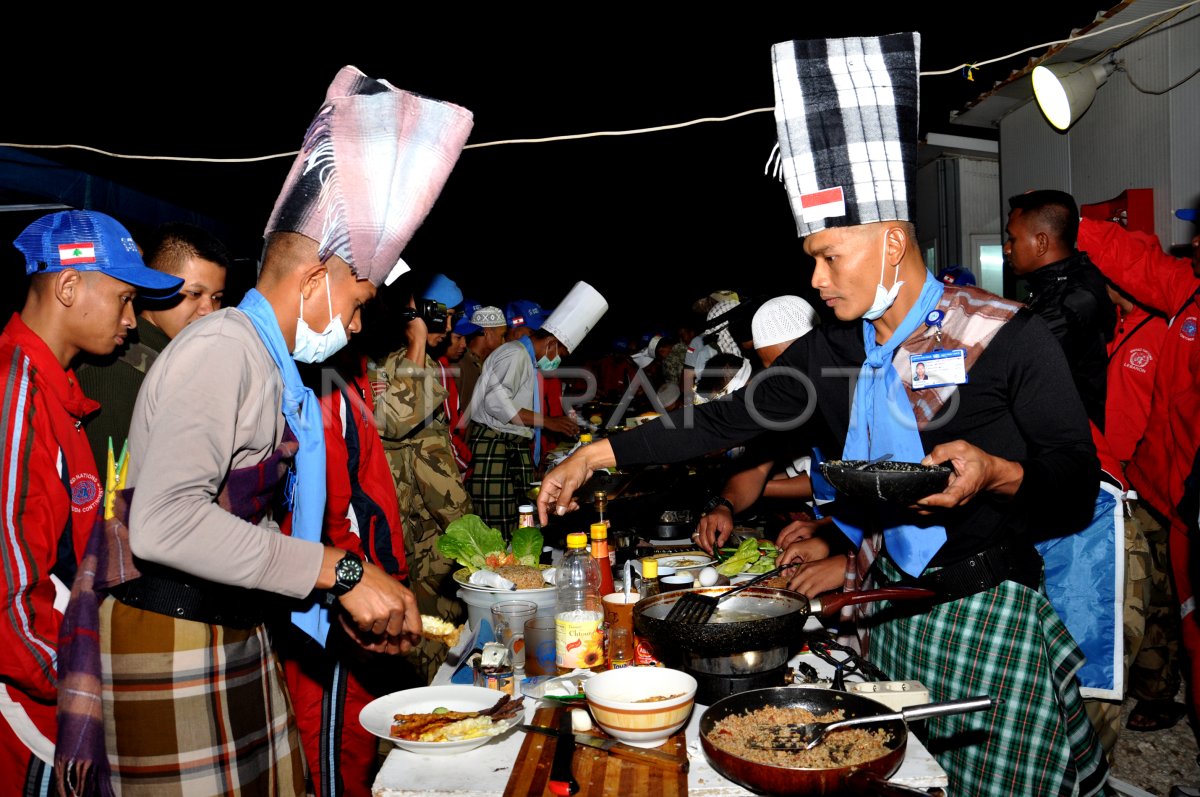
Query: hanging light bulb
[[1032, 61, 1117, 131]]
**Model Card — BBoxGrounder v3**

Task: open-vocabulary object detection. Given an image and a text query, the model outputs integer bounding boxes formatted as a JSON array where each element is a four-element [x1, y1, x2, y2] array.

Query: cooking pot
[[635, 586, 934, 658], [700, 686, 935, 796]]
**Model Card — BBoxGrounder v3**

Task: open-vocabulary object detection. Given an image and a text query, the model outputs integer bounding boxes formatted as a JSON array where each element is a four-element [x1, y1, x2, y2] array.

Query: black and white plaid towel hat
[[771, 33, 920, 237]]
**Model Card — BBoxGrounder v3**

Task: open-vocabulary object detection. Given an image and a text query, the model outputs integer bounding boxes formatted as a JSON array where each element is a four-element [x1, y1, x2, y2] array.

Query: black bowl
[[820, 460, 953, 504]]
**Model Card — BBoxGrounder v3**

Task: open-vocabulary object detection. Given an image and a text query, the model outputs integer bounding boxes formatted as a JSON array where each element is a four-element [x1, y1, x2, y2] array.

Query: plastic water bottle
[[556, 532, 605, 673]]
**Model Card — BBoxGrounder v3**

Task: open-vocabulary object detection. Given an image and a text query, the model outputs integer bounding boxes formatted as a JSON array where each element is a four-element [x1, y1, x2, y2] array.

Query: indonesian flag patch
[[59, 243, 97, 265], [799, 186, 846, 223]]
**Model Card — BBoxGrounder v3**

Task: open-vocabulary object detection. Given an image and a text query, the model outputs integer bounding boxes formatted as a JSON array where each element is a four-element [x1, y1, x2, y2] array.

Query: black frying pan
[[700, 687, 930, 796], [635, 586, 935, 658]]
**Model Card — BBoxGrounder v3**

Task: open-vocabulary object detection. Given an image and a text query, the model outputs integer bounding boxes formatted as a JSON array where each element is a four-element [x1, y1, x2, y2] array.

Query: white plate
[[655, 554, 714, 571], [358, 685, 522, 755], [452, 566, 556, 595]]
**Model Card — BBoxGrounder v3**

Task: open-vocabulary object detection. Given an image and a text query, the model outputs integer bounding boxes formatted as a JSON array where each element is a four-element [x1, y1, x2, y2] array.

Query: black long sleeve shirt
[[610, 308, 1098, 567]]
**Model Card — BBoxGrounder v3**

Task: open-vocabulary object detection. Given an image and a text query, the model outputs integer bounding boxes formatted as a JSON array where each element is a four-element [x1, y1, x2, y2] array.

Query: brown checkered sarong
[[466, 424, 533, 535], [100, 598, 307, 796]]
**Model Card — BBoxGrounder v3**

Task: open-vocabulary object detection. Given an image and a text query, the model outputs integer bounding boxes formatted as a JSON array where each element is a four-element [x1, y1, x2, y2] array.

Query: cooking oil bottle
[[633, 557, 664, 667], [556, 532, 605, 673]]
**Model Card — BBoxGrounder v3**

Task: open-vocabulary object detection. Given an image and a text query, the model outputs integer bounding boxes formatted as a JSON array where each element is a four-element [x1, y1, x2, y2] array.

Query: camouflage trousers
[[1126, 502, 1182, 702], [385, 434, 473, 685], [1083, 501, 1155, 757]]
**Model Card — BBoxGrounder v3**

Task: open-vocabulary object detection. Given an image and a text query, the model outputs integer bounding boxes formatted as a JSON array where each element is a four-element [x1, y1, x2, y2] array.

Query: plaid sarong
[[869, 556, 1109, 797], [100, 599, 306, 796], [466, 424, 533, 535]]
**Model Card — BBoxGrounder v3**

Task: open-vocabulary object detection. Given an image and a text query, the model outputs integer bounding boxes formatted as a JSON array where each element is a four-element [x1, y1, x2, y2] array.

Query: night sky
[[2, 10, 1103, 351]]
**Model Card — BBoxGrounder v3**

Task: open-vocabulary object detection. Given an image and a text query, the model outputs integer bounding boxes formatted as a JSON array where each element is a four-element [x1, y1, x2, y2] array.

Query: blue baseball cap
[[14, 210, 183, 297], [937, 265, 976, 286], [453, 297, 483, 335], [422, 273, 463, 308], [505, 299, 545, 330]]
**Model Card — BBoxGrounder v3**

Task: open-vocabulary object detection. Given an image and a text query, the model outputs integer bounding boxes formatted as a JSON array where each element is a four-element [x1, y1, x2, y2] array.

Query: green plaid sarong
[[466, 424, 533, 534], [869, 556, 1110, 797]]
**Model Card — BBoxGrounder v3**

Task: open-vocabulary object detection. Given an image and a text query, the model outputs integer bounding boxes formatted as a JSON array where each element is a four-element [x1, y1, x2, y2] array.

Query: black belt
[[111, 569, 279, 628], [893, 542, 1043, 605]]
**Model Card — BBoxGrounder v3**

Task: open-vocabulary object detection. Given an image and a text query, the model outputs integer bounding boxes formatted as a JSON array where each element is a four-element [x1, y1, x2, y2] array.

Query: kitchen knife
[[547, 712, 579, 796], [522, 724, 689, 773]]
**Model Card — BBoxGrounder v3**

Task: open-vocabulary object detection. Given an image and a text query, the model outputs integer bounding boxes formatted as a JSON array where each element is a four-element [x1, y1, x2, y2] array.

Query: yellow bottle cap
[[589, 523, 608, 540], [642, 558, 658, 578], [580, 433, 593, 443], [567, 532, 588, 549]]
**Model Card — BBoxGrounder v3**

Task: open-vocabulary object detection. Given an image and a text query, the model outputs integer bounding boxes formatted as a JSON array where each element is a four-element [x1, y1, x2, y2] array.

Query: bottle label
[[633, 636, 663, 667], [556, 612, 605, 669]]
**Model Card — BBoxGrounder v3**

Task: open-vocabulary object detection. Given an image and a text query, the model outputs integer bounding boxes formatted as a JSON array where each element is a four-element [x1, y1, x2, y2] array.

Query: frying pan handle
[[901, 695, 995, 723], [810, 586, 936, 616]]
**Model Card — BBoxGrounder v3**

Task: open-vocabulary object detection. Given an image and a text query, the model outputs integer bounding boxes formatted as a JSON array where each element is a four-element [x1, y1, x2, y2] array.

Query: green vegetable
[[436, 514, 545, 573], [746, 553, 778, 574], [716, 538, 762, 576], [437, 515, 507, 573], [433, 707, 449, 715], [510, 527, 542, 567]]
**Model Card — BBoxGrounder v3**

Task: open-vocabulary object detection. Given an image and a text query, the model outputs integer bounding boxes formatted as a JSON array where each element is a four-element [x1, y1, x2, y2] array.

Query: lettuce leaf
[[716, 537, 761, 576], [511, 527, 544, 567], [437, 515, 507, 573], [746, 553, 778, 574]]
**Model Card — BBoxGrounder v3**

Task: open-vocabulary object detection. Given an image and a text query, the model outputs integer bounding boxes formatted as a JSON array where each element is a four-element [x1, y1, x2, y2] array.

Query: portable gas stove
[[683, 646, 793, 705]]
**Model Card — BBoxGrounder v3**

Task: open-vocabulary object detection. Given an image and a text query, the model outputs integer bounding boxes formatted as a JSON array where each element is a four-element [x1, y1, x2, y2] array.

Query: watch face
[[335, 553, 364, 594]]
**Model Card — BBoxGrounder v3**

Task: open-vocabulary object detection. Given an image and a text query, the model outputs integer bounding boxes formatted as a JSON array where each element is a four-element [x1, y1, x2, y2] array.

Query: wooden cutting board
[[503, 705, 688, 797]]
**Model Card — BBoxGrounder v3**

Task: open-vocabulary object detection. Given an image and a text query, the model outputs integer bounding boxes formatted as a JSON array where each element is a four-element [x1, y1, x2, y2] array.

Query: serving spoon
[[750, 695, 995, 751]]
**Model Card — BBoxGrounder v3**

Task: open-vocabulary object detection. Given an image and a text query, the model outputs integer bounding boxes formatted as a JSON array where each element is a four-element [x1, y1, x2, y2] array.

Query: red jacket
[[285, 362, 408, 580], [1079, 218, 1200, 518], [437, 356, 472, 475], [0, 314, 99, 756], [1105, 303, 1168, 463]]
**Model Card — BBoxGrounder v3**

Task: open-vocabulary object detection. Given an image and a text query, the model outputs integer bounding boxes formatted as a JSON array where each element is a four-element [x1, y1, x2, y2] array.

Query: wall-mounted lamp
[[1032, 60, 1117, 130]]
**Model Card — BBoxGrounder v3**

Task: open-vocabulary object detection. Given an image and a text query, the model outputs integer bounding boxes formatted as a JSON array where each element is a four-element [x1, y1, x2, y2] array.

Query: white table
[[372, 629, 949, 796]]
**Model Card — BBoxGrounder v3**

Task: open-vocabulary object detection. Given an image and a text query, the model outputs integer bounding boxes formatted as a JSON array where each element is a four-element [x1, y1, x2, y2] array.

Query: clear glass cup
[[523, 615, 557, 677], [491, 600, 538, 670]]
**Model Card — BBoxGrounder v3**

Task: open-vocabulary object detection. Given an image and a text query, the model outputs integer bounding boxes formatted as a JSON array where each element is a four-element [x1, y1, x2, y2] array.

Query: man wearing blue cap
[[371, 275, 473, 682], [505, 298, 546, 341], [0, 210, 181, 796]]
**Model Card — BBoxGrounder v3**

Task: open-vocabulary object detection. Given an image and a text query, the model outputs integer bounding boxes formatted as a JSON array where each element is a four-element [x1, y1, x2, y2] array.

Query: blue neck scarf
[[238, 289, 329, 645], [517, 336, 542, 463], [835, 272, 947, 577]]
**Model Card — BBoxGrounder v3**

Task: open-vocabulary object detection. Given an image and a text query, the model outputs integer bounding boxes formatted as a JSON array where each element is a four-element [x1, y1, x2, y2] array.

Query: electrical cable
[[0, 0, 1196, 163]]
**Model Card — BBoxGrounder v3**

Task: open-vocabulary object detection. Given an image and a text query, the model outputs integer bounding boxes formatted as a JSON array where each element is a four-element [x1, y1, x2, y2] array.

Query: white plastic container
[[458, 586, 557, 637]]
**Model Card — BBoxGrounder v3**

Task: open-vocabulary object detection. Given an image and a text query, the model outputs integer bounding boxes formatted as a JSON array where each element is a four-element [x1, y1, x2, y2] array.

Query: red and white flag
[[799, 186, 846, 223], [58, 243, 97, 265]]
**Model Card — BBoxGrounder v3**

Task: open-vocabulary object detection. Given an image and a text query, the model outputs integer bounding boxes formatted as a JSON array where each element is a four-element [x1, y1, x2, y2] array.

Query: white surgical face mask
[[862, 230, 905, 321], [293, 274, 348, 364], [537, 341, 561, 372]]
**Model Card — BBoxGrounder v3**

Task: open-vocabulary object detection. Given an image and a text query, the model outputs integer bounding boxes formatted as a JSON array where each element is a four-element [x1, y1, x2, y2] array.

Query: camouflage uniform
[[1126, 501, 1181, 702], [1083, 498, 1153, 757], [371, 348, 473, 683]]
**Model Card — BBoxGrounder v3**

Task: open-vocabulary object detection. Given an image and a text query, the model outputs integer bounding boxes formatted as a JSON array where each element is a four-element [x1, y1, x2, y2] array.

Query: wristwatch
[[329, 551, 364, 597], [700, 495, 735, 515]]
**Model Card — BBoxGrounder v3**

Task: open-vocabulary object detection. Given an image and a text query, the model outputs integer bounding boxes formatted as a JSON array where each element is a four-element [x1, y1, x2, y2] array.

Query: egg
[[697, 566, 719, 587]]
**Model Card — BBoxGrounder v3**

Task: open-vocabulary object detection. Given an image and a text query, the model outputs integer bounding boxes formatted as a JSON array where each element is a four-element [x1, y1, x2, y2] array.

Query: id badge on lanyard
[[910, 309, 968, 389]]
